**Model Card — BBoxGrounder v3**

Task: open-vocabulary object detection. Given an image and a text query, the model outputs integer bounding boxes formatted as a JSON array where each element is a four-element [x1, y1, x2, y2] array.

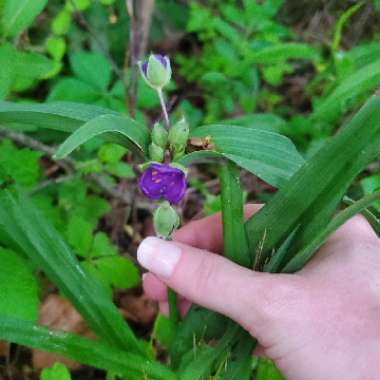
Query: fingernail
[[142, 273, 148, 281], [137, 237, 181, 278]]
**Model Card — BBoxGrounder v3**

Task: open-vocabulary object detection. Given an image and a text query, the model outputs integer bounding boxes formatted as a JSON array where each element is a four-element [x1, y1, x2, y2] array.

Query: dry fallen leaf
[[32, 294, 92, 371], [120, 293, 157, 325]]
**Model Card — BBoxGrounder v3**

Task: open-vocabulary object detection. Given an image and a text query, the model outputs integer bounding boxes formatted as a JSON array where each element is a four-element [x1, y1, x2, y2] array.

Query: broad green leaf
[[0, 248, 38, 321], [91, 232, 118, 257], [54, 114, 149, 159], [70, 51, 111, 91], [245, 95, 380, 267], [66, 215, 93, 257], [314, 58, 380, 123], [94, 256, 140, 289], [0, 179, 143, 354], [46, 37, 66, 61], [52, 10, 71, 35], [0, 139, 41, 187], [362, 175, 380, 211], [48, 78, 101, 103], [0, 101, 117, 132], [107, 162, 135, 178], [190, 125, 304, 188], [1, 0, 48, 37], [0, 44, 52, 98], [41, 363, 72, 380], [247, 43, 320, 65], [0, 316, 177, 380], [98, 143, 127, 164]]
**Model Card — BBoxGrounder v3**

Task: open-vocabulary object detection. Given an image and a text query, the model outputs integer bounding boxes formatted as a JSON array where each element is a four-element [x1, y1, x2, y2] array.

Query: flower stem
[[157, 88, 170, 128], [167, 287, 179, 326]]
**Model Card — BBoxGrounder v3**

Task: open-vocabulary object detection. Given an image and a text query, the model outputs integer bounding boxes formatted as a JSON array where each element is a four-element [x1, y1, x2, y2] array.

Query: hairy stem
[[157, 88, 170, 128]]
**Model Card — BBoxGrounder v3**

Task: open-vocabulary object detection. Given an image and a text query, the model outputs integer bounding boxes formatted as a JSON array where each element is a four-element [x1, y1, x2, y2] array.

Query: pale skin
[[138, 205, 380, 380]]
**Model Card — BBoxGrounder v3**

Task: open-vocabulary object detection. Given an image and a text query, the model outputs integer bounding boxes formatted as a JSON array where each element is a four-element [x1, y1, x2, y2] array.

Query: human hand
[[137, 205, 380, 380]]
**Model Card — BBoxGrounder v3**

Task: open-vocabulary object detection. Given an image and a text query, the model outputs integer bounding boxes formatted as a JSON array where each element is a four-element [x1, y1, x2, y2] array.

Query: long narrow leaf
[[283, 190, 380, 272], [245, 95, 380, 266], [0, 316, 177, 380], [0, 101, 116, 131], [0, 177, 143, 355], [190, 125, 304, 188]]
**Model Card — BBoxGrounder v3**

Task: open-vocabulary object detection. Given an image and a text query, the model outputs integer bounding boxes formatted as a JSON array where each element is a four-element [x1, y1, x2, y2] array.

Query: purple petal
[[139, 163, 187, 204], [141, 61, 148, 77], [154, 54, 168, 69]]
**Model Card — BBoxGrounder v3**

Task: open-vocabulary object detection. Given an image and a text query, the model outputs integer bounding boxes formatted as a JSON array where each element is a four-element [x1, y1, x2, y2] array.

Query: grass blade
[[0, 176, 143, 355], [0, 315, 177, 380], [245, 95, 380, 266]]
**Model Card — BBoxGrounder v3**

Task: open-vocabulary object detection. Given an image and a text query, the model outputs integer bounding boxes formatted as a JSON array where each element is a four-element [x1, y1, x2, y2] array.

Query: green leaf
[[219, 161, 249, 266], [94, 256, 140, 289], [283, 190, 380, 272], [46, 37, 66, 61], [0, 139, 41, 187], [66, 215, 93, 257], [1, 0, 48, 37], [0, 316, 177, 380], [91, 232, 118, 257], [107, 162, 135, 178], [190, 125, 304, 188], [0, 101, 117, 132], [247, 43, 320, 65], [153, 313, 175, 350], [69, 51, 112, 91], [362, 175, 380, 211], [52, 10, 71, 35], [48, 78, 101, 103], [41, 363, 72, 380], [314, 58, 380, 123], [98, 143, 127, 164], [255, 358, 285, 380], [0, 248, 39, 321], [0, 44, 53, 98], [245, 95, 380, 268], [0, 180, 143, 355], [54, 114, 149, 159]]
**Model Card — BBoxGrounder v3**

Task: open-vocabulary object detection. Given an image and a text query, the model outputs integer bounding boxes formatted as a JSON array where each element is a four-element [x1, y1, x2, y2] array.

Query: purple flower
[[139, 163, 186, 204]]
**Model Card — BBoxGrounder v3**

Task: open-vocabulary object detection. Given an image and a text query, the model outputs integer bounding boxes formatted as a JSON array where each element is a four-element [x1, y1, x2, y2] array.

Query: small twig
[[125, 0, 155, 116]]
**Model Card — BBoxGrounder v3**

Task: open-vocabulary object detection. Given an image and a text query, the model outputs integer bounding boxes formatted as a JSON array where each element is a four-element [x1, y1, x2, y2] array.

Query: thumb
[[137, 237, 296, 332]]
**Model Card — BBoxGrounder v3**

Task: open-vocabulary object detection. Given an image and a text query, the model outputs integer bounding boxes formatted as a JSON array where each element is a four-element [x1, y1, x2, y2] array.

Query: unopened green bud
[[149, 143, 164, 162], [139, 54, 171, 89], [152, 122, 168, 149], [168, 118, 189, 153], [153, 201, 180, 239]]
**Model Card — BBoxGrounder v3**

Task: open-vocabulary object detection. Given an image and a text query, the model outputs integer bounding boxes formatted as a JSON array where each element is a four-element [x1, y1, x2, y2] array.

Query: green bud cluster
[[168, 118, 189, 159], [148, 122, 168, 162]]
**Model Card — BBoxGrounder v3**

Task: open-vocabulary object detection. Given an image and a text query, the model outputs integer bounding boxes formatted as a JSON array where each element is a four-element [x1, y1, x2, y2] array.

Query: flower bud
[[168, 118, 189, 153], [149, 143, 164, 163], [139, 54, 171, 89], [152, 122, 168, 149], [153, 201, 180, 239]]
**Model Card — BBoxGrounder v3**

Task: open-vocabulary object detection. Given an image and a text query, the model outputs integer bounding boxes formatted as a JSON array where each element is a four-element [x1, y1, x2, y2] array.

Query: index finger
[[173, 203, 262, 254]]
